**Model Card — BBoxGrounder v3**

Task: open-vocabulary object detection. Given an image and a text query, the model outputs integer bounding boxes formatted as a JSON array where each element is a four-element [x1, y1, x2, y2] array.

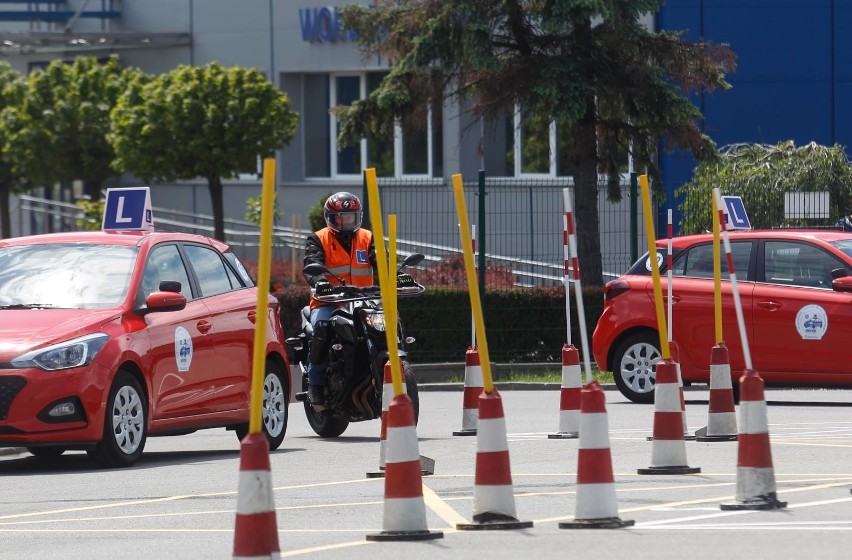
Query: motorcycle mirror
[[304, 262, 329, 278], [400, 253, 425, 269]]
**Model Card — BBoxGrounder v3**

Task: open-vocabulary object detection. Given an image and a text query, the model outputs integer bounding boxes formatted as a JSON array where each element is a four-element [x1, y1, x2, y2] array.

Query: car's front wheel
[[89, 370, 148, 468], [235, 360, 289, 450], [612, 331, 661, 404]]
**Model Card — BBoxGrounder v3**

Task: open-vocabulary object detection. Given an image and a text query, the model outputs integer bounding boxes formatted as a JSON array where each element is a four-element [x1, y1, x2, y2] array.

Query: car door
[[181, 243, 255, 414], [141, 243, 218, 420], [752, 240, 852, 380], [668, 240, 755, 378]]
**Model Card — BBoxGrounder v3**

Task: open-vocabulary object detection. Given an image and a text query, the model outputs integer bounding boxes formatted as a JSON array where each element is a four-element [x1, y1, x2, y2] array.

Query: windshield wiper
[[0, 303, 59, 310]]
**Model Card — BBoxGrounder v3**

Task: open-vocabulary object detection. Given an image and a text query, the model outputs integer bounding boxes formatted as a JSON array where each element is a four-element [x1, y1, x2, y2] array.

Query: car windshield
[[829, 239, 852, 259], [0, 243, 138, 309]]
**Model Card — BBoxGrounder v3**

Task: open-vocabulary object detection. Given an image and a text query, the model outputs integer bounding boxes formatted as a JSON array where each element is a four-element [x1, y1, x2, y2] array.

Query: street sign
[[721, 195, 751, 230], [102, 187, 154, 231]]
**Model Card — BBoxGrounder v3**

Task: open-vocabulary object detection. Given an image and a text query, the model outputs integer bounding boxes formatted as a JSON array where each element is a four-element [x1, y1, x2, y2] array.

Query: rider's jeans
[[308, 305, 334, 386]]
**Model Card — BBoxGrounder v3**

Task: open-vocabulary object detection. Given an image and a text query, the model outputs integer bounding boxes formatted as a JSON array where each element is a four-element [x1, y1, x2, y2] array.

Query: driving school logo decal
[[175, 326, 193, 371], [795, 304, 828, 340]]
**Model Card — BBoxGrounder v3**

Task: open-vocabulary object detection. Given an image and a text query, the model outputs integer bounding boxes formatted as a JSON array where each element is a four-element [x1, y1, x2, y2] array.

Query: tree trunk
[[572, 114, 604, 288], [0, 183, 11, 240], [208, 175, 226, 241]]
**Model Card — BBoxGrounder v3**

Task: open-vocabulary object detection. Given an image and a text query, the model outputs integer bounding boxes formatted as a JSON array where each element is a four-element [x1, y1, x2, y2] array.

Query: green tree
[[678, 141, 852, 234], [110, 62, 299, 242], [0, 62, 27, 239], [2, 56, 140, 202], [337, 0, 735, 286]]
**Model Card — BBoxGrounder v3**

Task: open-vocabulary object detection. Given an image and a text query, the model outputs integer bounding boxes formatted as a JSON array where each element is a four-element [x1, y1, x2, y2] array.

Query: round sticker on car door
[[795, 304, 828, 340], [175, 326, 193, 371]]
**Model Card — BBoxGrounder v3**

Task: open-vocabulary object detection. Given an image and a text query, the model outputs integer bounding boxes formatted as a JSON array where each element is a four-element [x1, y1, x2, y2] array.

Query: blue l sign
[[102, 187, 154, 231], [721, 196, 751, 230]]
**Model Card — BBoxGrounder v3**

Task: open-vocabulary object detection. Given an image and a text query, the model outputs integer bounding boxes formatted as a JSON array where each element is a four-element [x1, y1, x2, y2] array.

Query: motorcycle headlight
[[362, 311, 386, 332], [11, 333, 110, 371]]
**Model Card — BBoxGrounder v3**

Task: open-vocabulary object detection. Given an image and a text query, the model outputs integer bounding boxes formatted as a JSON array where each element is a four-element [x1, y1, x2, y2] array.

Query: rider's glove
[[314, 280, 334, 296]]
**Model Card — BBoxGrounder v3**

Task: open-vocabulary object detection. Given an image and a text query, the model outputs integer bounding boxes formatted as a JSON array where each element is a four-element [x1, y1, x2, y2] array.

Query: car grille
[[0, 376, 26, 420]]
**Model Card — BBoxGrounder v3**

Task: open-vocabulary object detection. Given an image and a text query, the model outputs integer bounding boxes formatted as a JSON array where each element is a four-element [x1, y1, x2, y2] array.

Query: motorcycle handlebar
[[311, 282, 425, 303]]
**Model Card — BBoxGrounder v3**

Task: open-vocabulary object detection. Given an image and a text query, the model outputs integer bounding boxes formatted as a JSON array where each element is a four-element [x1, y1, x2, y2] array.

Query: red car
[[592, 229, 852, 403], [0, 230, 291, 467]]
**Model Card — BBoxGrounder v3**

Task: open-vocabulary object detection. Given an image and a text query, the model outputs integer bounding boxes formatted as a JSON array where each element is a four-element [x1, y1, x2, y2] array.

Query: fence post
[[477, 170, 486, 308], [630, 172, 638, 265]]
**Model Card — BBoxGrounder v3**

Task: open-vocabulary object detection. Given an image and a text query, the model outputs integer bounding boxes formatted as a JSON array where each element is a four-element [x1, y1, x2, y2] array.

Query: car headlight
[[362, 311, 386, 332], [11, 333, 110, 371]]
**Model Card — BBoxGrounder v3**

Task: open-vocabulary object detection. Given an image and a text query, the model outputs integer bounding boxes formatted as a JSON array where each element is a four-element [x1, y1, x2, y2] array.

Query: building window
[[304, 72, 442, 179]]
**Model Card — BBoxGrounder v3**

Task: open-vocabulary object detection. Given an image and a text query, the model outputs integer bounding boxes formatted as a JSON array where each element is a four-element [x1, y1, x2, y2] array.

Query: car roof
[[658, 229, 852, 249], [0, 230, 230, 252]]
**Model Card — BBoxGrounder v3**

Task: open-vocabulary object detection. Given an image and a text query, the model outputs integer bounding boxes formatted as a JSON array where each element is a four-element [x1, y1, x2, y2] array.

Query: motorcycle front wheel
[[304, 403, 350, 438]]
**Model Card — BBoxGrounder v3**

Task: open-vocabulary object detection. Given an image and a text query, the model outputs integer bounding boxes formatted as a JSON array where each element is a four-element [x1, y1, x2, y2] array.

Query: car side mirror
[[831, 275, 852, 293], [142, 290, 187, 314]]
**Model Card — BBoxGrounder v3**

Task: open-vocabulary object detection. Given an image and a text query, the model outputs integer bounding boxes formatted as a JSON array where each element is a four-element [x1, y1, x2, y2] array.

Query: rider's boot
[[308, 384, 326, 411]]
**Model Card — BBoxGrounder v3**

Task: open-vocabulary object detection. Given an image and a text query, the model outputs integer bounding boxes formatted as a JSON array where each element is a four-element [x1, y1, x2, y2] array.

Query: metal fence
[[15, 175, 646, 289]]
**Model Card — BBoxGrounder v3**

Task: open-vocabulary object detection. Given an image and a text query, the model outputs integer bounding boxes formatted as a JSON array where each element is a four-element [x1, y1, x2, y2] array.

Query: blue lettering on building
[[299, 7, 358, 43]]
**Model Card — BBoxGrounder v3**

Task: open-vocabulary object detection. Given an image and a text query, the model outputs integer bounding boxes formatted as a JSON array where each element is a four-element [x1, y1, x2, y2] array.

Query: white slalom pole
[[713, 188, 752, 369], [563, 188, 592, 385], [667, 209, 673, 343], [562, 210, 572, 344]]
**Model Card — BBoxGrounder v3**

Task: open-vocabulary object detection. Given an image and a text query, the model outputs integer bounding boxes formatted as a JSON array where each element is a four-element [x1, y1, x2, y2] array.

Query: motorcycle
[[286, 253, 426, 437]]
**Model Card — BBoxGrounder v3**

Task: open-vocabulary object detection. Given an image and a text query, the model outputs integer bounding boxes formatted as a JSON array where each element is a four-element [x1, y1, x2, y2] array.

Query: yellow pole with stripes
[[639, 174, 671, 361]]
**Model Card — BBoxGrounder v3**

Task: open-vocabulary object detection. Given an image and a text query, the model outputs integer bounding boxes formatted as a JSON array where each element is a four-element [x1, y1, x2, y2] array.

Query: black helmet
[[324, 192, 363, 235]]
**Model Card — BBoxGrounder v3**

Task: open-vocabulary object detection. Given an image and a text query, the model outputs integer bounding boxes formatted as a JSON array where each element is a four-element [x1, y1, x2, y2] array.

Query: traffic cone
[[233, 432, 279, 560], [670, 342, 695, 441], [457, 390, 533, 530], [368, 359, 422, 478], [454, 347, 483, 436], [721, 369, 787, 510], [696, 343, 738, 442], [638, 359, 701, 475], [560, 381, 633, 529], [548, 344, 581, 439], [367, 393, 444, 541]]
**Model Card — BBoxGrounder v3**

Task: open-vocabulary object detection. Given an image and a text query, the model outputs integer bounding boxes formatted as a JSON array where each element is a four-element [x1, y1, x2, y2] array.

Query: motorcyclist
[[303, 192, 377, 409]]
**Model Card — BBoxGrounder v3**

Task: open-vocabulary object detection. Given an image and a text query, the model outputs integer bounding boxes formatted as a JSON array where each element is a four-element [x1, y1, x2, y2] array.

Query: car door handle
[[247, 310, 257, 324], [757, 300, 782, 311], [196, 320, 212, 333]]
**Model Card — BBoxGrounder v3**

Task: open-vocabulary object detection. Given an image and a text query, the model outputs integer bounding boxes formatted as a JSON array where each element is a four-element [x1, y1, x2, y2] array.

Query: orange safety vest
[[310, 227, 374, 308]]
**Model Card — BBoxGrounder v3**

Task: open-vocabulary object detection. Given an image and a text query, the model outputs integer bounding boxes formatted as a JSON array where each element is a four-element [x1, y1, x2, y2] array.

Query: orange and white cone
[[454, 347, 483, 436], [367, 360, 407, 478], [457, 390, 533, 530], [560, 381, 633, 529], [233, 432, 280, 560], [696, 343, 738, 442], [638, 359, 700, 475], [548, 344, 581, 439], [367, 393, 444, 541], [721, 369, 787, 510]]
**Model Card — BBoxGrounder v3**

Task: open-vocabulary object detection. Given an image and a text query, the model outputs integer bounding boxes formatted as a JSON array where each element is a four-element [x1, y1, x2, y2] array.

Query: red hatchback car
[[0, 230, 291, 467], [592, 229, 852, 403]]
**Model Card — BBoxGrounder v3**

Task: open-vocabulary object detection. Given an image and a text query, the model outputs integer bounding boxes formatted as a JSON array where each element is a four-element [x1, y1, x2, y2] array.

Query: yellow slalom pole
[[451, 174, 494, 394], [365, 169, 404, 397], [713, 194, 723, 344], [249, 158, 276, 435], [639, 174, 671, 361]]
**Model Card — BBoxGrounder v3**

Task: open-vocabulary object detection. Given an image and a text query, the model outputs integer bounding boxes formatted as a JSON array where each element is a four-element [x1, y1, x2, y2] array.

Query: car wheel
[[612, 331, 661, 404], [88, 370, 147, 468], [26, 446, 66, 459], [235, 360, 289, 450]]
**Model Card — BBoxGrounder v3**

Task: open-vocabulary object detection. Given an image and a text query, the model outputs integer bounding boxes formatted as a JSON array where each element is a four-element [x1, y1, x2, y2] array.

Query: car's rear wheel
[[235, 360, 289, 450], [88, 370, 147, 468], [612, 331, 661, 404]]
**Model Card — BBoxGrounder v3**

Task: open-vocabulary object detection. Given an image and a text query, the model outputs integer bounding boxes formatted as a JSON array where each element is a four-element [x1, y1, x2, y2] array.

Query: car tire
[[235, 360, 289, 450], [26, 446, 66, 459], [89, 370, 148, 468], [612, 331, 661, 404]]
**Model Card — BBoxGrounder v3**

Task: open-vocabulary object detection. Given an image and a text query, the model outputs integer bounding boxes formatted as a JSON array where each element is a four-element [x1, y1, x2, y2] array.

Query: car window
[[672, 241, 752, 279], [142, 244, 193, 300], [183, 244, 238, 297], [0, 243, 137, 309], [764, 241, 844, 289]]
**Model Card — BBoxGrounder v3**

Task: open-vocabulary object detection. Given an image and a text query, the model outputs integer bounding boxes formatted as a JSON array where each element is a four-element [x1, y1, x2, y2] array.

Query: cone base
[[637, 466, 701, 475], [366, 470, 385, 478], [548, 432, 579, 439], [457, 512, 534, 531], [453, 429, 477, 436], [646, 435, 697, 441], [720, 497, 787, 511], [695, 434, 738, 442], [560, 517, 635, 529], [366, 530, 444, 542]]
